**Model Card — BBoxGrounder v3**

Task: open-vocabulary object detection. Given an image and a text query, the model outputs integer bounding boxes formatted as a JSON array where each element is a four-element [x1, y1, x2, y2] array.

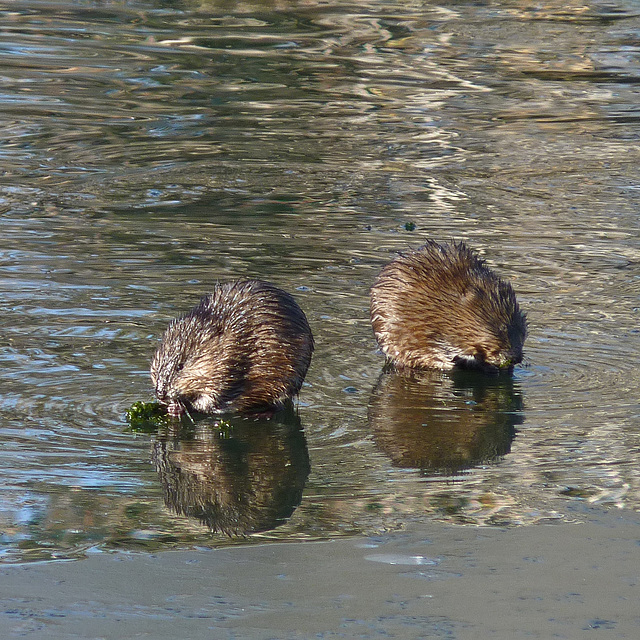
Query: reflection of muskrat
[[370, 241, 526, 373], [368, 370, 521, 474], [151, 410, 310, 535], [150, 280, 314, 416]]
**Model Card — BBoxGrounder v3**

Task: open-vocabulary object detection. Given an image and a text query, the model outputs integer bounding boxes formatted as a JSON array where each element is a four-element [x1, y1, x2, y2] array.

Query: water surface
[[1, 0, 639, 562]]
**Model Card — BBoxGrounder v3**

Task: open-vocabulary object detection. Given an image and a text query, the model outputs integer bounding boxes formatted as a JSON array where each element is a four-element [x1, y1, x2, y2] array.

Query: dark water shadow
[[150, 405, 310, 535], [368, 370, 524, 476]]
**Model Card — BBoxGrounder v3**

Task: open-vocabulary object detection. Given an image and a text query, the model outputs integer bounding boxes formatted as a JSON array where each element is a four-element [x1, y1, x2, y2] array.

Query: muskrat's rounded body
[[150, 280, 314, 416], [370, 241, 526, 373]]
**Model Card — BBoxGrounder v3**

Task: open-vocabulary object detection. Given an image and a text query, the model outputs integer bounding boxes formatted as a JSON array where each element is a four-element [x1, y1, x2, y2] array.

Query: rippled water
[[1, 0, 639, 562]]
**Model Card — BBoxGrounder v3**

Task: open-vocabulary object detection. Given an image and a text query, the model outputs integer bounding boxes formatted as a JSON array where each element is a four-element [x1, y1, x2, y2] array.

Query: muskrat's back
[[150, 280, 314, 415], [370, 240, 526, 373]]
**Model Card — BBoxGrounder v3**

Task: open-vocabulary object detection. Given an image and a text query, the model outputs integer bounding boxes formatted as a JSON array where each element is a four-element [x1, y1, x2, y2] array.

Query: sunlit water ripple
[[0, 0, 639, 562]]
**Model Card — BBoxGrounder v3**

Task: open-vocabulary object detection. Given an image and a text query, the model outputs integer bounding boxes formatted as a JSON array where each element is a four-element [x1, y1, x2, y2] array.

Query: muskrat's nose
[[506, 350, 523, 366]]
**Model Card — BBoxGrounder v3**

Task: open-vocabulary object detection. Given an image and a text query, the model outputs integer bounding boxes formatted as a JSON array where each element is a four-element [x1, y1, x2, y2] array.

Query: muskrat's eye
[[173, 360, 186, 374], [473, 345, 487, 363]]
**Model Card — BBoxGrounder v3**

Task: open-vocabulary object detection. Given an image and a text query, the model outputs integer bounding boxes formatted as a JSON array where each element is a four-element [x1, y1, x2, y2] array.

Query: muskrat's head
[[149, 304, 227, 417], [150, 347, 189, 416], [452, 280, 527, 374]]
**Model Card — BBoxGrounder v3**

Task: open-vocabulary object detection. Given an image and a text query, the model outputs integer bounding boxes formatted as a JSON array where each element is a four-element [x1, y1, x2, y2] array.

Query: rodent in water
[[150, 280, 314, 416], [370, 240, 526, 373]]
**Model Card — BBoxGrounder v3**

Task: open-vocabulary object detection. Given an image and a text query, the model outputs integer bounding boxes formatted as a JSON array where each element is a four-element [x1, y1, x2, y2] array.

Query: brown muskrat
[[370, 240, 526, 373], [150, 280, 314, 416]]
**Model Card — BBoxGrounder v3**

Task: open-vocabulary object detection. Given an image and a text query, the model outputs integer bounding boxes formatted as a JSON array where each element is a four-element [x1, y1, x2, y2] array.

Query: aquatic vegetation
[[125, 401, 171, 432]]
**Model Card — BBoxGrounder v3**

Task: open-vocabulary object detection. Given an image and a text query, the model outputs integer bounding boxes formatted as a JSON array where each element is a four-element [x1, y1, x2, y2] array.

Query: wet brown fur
[[370, 241, 526, 373], [150, 280, 314, 415]]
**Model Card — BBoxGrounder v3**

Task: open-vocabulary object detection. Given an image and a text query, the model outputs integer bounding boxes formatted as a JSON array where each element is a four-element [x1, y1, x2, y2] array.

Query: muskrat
[[150, 280, 314, 416], [370, 240, 526, 373]]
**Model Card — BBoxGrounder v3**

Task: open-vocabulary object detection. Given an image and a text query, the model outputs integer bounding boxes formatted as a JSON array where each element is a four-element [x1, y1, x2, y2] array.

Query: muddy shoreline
[[1, 506, 638, 639]]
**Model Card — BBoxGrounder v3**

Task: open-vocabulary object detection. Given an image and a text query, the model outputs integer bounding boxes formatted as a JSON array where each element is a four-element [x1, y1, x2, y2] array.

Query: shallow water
[[0, 0, 639, 562]]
